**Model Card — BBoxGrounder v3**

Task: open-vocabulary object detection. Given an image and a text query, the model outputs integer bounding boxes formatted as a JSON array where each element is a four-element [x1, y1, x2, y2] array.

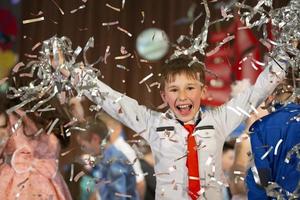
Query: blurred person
[[229, 105, 269, 200], [76, 118, 139, 200], [96, 111, 146, 200], [229, 84, 290, 200], [222, 141, 235, 200], [136, 139, 156, 200], [0, 92, 72, 200], [245, 61, 300, 199]]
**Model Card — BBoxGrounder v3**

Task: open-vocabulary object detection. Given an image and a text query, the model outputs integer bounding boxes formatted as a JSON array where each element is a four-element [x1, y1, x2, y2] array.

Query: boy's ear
[[201, 85, 208, 100], [160, 90, 167, 103]]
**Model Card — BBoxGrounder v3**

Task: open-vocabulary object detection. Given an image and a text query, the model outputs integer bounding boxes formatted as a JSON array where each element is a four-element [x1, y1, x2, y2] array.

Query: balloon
[[136, 28, 169, 61]]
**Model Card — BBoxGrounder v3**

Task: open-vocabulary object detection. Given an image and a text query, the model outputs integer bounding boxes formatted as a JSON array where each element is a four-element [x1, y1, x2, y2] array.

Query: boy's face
[[76, 134, 101, 156], [160, 73, 206, 123], [0, 113, 8, 139]]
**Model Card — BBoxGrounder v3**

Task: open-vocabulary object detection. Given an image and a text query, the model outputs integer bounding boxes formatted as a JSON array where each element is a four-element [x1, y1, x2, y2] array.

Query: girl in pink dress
[[0, 94, 72, 200]]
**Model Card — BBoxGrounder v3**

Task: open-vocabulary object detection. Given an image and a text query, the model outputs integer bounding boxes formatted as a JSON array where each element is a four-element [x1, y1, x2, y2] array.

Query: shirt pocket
[[155, 126, 180, 154], [194, 125, 217, 154]]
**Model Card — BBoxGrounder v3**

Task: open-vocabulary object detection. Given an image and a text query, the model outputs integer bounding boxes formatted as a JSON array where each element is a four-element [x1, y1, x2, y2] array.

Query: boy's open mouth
[[176, 104, 193, 115]]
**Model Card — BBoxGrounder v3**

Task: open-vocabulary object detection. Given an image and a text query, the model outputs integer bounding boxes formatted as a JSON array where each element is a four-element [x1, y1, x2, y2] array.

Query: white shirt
[[113, 136, 145, 183]]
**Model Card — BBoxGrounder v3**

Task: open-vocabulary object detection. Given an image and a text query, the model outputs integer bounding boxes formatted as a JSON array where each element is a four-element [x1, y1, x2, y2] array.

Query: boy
[[78, 55, 287, 199], [76, 119, 139, 200]]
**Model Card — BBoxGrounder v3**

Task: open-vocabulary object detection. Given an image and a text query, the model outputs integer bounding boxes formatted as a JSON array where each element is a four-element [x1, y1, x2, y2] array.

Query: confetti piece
[[69, 164, 74, 181], [34, 128, 44, 137], [205, 155, 213, 166], [102, 21, 119, 26], [139, 73, 153, 84], [227, 106, 242, 116], [153, 172, 170, 176], [61, 148, 74, 157], [261, 146, 273, 160], [150, 82, 160, 88], [117, 26, 132, 37], [70, 4, 86, 14], [115, 53, 131, 60], [236, 106, 251, 117], [145, 83, 151, 93], [106, 3, 121, 12], [74, 171, 85, 182], [122, 0, 125, 9], [250, 105, 259, 114], [46, 118, 59, 135], [189, 176, 199, 180], [115, 193, 132, 198], [141, 11, 145, 23], [50, 0, 64, 15], [116, 64, 130, 71], [274, 139, 283, 155], [22, 16, 45, 24], [31, 42, 41, 51], [233, 170, 244, 175]]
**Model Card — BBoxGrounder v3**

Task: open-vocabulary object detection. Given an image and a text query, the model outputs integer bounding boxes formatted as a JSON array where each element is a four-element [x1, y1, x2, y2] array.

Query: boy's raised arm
[[76, 69, 155, 141], [211, 52, 289, 139]]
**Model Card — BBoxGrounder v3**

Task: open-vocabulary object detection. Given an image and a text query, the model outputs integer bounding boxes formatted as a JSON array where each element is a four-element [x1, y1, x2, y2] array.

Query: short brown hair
[[160, 56, 206, 90], [78, 118, 108, 142]]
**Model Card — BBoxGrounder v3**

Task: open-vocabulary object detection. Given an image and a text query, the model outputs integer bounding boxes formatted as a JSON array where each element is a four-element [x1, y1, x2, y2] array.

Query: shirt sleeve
[[77, 70, 158, 142], [210, 54, 288, 139], [246, 168, 269, 200]]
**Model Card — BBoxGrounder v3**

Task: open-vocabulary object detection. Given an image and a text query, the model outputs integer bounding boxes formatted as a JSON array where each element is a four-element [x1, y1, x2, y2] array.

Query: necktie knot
[[184, 124, 195, 135]]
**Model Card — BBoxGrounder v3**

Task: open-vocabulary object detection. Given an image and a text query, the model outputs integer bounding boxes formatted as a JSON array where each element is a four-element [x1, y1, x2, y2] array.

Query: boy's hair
[[223, 141, 235, 153], [96, 111, 121, 129], [160, 56, 206, 90], [79, 119, 109, 142]]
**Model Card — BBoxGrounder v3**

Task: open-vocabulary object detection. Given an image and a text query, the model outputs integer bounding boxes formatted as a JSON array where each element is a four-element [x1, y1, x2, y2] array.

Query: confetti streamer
[[61, 148, 74, 157], [115, 53, 131, 60], [139, 73, 153, 84], [50, 0, 64, 15], [261, 146, 274, 160], [70, 5, 86, 14], [46, 118, 59, 135], [102, 21, 119, 27], [31, 42, 41, 51], [117, 26, 132, 37], [74, 171, 85, 182], [227, 106, 242, 116], [106, 3, 121, 12], [69, 164, 74, 181], [236, 106, 251, 117], [115, 193, 132, 198], [116, 64, 130, 71], [22, 16, 45, 24], [274, 139, 283, 156], [141, 11, 145, 23]]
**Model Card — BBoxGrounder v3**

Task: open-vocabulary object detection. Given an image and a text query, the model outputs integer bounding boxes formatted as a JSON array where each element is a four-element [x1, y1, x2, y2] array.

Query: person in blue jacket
[[246, 102, 300, 199]]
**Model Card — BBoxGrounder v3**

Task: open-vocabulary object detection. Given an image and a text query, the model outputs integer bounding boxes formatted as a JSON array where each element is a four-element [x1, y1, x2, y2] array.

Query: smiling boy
[[78, 54, 287, 200]]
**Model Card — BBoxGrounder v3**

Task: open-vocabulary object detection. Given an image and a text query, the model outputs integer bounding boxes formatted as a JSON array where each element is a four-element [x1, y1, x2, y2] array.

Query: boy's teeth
[[178, 105, 189, 109]]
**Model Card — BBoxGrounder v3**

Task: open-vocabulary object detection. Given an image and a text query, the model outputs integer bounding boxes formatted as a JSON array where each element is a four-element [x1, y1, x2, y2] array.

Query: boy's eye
[[169, 89, 178, 92], [187, 87, 194, 90]]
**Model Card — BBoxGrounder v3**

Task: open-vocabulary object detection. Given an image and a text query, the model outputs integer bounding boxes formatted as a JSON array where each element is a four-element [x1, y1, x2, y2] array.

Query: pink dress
[[0, 128, 72, 200]]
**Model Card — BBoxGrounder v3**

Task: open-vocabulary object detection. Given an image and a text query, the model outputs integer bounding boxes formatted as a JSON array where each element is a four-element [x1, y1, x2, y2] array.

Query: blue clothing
[[81, 145, 139, 200], [246, 103, 300, 199]]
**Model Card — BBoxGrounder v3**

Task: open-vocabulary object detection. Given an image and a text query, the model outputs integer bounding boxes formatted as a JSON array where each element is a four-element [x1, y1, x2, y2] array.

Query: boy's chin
[[176, 115, 194, 124]]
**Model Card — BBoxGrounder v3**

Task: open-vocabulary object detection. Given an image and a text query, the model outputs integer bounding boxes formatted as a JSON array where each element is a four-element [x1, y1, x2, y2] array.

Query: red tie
[[184, 124, 200, 200]]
